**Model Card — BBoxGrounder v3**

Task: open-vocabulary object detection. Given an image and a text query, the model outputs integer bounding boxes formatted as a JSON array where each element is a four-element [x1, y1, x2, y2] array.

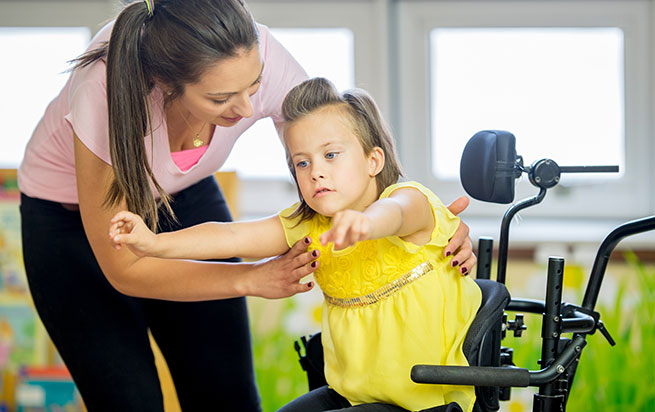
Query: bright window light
[[0, 27, 91, 168], [430, 28, 624, 181], [221, 28, 355, 179]]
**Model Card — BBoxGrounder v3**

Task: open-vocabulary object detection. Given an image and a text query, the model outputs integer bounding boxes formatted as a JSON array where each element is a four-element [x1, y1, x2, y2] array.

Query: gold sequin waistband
[[323, 261, 434, 308]]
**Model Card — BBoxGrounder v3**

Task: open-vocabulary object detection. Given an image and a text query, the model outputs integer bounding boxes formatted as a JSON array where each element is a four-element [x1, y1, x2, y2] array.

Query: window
[[221, 28, 355, 180], [396, 0, 652, 219], [430, 28, 624, 182], [0, 27, 91, 168], [225, 0, 385, 217]]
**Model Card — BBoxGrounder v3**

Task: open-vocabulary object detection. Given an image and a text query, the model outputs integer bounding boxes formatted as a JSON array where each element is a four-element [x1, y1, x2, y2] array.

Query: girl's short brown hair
[[282, 77, 403, 222]]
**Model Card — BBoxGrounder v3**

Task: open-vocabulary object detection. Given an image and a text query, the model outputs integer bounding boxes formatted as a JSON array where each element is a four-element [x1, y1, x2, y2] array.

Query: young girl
[[109, 78, 482, 412]]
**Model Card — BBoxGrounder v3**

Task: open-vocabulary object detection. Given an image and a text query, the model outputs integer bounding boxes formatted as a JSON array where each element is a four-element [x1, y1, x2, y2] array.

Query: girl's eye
[[296, 160, 309, 168], [212, 99, 229, 105], [325, 152, 338, 160]]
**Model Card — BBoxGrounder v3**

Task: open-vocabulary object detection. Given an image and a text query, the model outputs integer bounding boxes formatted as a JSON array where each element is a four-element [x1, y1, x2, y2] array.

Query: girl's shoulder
[[379, 180, 443, 206], [381, 181, 460, 249]]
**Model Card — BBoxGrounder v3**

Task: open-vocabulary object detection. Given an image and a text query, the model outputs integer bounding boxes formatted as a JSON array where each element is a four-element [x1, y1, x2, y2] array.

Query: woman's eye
[[212, 99, 229, 105], [325, 152, 338, 160], [248, 79, 262, 96]]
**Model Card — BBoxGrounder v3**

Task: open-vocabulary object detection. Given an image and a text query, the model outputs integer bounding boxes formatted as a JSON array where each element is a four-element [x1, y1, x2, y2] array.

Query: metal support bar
[[559, 165, 619, 173], [476, 237, 494, 280], [583, 216, 655, 311], [497, 188, 547, 284], [540, 257, 564, 396]]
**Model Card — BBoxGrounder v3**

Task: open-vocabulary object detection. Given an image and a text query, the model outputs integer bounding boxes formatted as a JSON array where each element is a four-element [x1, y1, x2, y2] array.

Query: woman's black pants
[[20, 176, 260, 411]]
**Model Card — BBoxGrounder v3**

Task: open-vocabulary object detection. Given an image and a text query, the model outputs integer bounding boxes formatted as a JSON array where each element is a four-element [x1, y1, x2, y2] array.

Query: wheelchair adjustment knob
[[528, 159, 561, 189], [507, 313, 527, 337]]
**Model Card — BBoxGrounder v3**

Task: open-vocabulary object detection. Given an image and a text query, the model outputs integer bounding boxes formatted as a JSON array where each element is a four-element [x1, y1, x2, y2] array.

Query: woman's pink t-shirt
[[18, 21, 307, 203]]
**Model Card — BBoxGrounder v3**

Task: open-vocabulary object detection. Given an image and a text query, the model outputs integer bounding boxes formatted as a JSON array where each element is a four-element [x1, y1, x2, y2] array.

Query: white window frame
[[396, 0, 654, 221], [237, 0, 391, 217]]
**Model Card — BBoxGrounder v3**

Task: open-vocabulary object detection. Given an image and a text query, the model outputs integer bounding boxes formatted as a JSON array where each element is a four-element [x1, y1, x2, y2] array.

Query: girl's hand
[[444, 196, 477, 276], [108, 211, 158, 257], [248, 237, 319, 298], [320, 210, 372, 250]]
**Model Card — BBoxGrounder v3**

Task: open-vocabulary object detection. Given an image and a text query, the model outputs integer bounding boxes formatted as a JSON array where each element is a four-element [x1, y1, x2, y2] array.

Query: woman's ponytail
[[104, 1, 172, 231], [71, 0, 258, 231]]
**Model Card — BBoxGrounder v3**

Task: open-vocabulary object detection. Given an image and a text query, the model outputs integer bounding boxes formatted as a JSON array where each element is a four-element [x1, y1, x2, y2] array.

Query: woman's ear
[[368, 147, 385, 177]]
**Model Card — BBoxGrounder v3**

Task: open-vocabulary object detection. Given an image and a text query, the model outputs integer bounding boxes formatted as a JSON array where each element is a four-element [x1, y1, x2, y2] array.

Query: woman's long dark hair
[[281, 78, 404, 222], [72, 0, 258, 230]]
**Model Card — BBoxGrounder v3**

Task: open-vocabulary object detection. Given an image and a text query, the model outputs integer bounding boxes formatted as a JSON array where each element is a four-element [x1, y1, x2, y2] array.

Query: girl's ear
[[368, 147, 385, 177]]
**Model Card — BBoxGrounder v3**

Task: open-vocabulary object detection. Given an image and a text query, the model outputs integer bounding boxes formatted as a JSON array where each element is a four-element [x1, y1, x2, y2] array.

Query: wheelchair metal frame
[[411, 131, 655, 412]]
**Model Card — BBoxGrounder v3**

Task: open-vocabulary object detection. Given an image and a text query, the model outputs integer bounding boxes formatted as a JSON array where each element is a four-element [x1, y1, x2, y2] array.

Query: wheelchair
[[294, 130, 655, 412]]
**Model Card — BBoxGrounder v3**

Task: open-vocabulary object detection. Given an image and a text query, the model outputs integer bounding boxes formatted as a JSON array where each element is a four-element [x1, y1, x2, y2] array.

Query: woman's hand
[[444, 196, 477, 276], [246, 237, 320, 299], [319, 210, 371, 250], [109, 211, 158, 257]]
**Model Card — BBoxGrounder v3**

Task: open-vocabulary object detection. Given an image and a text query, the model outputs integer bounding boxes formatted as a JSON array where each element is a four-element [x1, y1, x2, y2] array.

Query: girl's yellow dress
[[279, 181, 482, 412]]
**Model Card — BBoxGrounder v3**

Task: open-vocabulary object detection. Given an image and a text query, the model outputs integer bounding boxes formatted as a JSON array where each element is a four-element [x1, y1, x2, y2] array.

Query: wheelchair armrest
[[412, 365, 530, 387], [412, 335, 587, 388]]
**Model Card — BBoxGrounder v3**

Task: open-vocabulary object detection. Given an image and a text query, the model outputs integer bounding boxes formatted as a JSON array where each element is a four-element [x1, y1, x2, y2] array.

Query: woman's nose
[[232, 91, 253, 118]]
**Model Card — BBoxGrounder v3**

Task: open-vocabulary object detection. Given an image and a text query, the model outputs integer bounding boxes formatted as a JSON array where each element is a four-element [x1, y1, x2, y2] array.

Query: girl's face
[[178, 46, 263, 127], [286, 107, 384, 217]]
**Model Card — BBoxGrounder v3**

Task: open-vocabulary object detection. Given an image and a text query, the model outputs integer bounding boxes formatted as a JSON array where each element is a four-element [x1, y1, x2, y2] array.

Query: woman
[[17, 0, 476, 410]]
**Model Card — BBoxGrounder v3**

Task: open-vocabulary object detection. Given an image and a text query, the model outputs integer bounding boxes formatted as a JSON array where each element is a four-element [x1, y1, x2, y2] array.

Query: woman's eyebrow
[[207, 63, 265, 97]]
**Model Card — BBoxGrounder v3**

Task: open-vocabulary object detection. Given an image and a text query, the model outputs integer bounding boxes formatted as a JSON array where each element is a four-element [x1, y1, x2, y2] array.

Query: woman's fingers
[[252, 237, 320, 298], [444, 219, 470, 258], [450, 238, 475, 276], [443, 212, 477, 275], [277, 236, 319, 281]]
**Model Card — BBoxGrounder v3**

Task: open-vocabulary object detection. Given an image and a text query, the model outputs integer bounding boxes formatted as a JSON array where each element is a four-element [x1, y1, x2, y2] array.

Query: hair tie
[[144, 0, 155, 17]]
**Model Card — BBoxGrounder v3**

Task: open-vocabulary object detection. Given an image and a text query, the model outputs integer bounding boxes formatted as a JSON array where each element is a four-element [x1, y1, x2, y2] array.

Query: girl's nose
[[311, 169, 325, 181], [232, 91, 253, 118]]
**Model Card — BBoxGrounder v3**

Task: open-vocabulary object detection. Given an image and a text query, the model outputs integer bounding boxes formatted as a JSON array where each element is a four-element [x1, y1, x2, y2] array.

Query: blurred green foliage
[[251, 298, 308, 411], [505, 252, 655, 411], [567, 252, 655, 411]]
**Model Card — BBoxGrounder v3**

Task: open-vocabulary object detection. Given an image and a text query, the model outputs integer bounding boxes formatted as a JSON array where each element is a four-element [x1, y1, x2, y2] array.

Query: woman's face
[[178, 46, 263, 128]]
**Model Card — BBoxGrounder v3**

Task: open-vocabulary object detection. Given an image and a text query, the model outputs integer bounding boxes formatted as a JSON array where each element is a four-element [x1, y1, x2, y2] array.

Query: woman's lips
[[222, 115, 243, 123]]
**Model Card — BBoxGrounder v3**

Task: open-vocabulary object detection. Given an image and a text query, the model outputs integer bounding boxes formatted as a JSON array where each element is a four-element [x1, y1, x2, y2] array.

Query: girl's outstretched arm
[[109, 211, 289, 260], [76, 135, 316, 301], [320, 187, 434, 250]]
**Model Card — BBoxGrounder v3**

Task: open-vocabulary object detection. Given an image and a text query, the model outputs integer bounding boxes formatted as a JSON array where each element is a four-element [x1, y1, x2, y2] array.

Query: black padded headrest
[[460, 130, 518, 204]]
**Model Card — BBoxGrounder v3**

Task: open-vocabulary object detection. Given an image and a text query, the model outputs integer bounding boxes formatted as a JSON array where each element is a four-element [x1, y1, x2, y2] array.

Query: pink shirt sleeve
[[257, 24, 308, 127], [64, 62, 112, 165]]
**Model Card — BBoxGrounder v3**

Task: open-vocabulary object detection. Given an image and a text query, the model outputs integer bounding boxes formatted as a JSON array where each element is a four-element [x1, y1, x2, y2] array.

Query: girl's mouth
[[314, 188, 333, 198]]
